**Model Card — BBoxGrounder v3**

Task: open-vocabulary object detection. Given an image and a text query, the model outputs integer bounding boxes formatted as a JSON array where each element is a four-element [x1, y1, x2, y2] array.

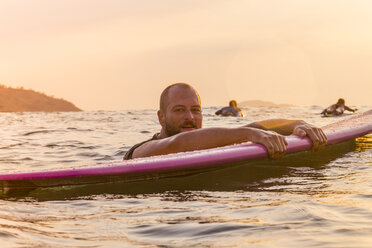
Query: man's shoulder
[[123, 133, 159, 160]]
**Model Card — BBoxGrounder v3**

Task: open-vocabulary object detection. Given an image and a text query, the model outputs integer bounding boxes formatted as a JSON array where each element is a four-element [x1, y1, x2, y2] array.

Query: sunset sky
[[1, 0, 371, 110]]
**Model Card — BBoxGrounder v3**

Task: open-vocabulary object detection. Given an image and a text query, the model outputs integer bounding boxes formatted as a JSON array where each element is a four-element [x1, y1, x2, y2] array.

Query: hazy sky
[[1, 0, 371, 110]]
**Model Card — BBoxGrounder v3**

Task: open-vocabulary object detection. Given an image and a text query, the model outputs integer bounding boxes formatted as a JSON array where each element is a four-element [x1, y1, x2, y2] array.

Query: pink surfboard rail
[[0, 110, 371, 183]]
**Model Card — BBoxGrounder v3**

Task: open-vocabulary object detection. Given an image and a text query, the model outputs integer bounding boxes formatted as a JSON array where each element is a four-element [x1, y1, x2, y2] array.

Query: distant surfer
[[321, 98, 357, 116], [215, 100, 243, 117], [124, 83, 327, 160]]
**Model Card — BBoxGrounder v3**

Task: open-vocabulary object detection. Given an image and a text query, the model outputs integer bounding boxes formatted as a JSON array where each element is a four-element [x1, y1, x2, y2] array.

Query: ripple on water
[[22, 130, 60, 136]]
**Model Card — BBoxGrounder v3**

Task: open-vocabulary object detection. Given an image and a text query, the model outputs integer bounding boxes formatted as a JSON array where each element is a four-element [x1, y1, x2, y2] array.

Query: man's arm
[[245, 119, 304, 135], [245, 119, 327, 151], [132, 127, 288, 159], [344, 105, 357, 112]]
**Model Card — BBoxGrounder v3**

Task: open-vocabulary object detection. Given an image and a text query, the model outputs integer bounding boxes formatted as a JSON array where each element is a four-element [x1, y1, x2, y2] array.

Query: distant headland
[[239, 100, 293, 108], [0, 84, 81, 112]]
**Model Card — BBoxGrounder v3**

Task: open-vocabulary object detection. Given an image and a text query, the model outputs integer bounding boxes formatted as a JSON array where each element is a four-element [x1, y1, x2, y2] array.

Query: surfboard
[[1, 109, 371, 190], [321, 112, 355, 118]]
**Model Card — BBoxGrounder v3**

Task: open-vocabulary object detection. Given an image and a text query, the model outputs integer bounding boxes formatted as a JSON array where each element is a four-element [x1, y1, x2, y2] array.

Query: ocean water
[[0, 106, 371, 248]]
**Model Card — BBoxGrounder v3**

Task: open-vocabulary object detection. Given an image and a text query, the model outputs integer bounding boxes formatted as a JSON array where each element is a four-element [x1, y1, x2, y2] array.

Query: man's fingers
[[295, 128, 307, 137], [276, 135, 287, 154], [304, 127, 321, 151], [295, 125, 328, 151], [251, 130, 288, 159], [318, 128, 328, 148], [310, 127, 327, 151], [316, 128, 327, 144], [267, 135, 287, 159], [266, 141, 275, 159], [322, 130, 328, 145]]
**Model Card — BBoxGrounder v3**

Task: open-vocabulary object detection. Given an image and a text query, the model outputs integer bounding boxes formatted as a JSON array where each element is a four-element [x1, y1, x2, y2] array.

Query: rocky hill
[[0, 85, 81, 112], [239, 100, 293, 108]]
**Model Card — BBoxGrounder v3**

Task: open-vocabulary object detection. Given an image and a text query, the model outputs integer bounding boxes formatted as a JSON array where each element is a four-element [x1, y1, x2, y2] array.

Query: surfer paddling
[[215, 100, 243, 117], [321, 98, 357, 116], [124, 83, 327, 160]]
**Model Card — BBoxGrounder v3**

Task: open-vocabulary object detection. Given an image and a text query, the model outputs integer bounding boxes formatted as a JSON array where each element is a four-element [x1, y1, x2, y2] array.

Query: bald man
[[124, 83, 327, 160]]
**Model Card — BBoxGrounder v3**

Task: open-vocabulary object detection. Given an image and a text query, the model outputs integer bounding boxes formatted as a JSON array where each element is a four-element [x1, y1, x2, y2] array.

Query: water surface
[[1, 106, 371, 247]]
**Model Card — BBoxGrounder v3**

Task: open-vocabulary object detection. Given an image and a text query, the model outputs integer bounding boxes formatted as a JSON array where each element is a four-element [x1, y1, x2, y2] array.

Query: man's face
[[160, 86, 202, 137]]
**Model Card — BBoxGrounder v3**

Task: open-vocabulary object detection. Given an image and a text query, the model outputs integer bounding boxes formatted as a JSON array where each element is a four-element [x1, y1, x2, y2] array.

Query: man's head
[[158, 83, 202, 138], [229, 100, 237, 107], [337, 98, 345, 105]]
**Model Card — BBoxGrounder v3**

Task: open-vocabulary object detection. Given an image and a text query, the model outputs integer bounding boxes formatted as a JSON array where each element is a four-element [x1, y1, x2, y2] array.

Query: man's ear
[[157, 110, 165, 127]]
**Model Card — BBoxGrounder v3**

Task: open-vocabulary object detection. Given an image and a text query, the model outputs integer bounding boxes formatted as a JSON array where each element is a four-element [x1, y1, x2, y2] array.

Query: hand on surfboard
[[292, 123, 327, 151], [249, 129, 288, 160]]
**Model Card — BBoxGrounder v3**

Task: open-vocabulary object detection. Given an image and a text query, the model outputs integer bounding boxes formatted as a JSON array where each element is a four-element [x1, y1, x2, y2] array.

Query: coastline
[[0, 85, 81, 112]]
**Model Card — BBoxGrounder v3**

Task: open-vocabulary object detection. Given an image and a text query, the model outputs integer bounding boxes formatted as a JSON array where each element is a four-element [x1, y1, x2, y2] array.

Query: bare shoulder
[[132, 137, 174, 159]]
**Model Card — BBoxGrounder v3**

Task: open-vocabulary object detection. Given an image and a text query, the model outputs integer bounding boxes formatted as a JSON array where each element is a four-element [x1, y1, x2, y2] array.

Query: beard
[[164, 120, 197, 137]]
